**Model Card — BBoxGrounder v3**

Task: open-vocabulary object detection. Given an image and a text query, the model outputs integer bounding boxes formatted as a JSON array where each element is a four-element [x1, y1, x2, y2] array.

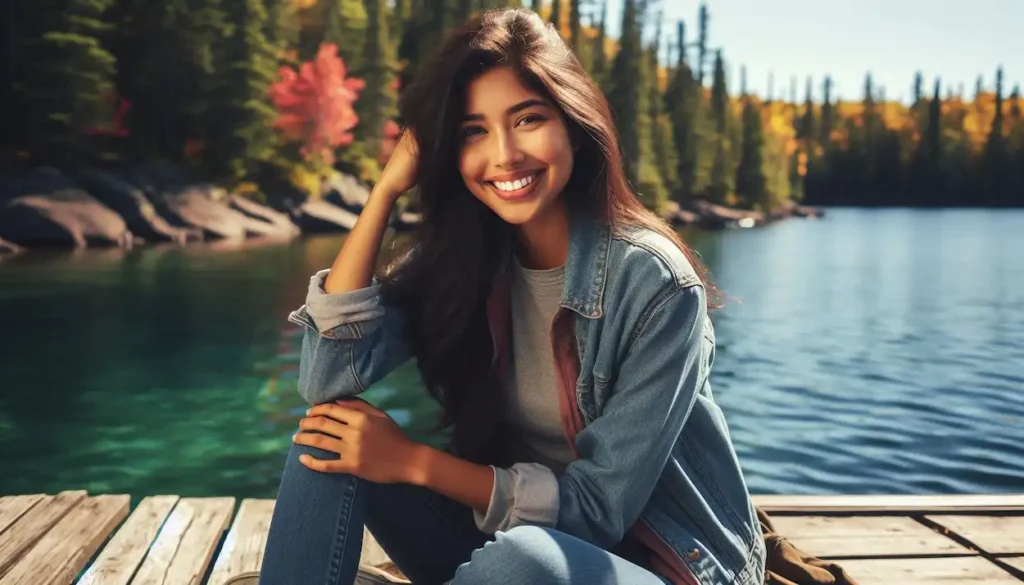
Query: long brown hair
[[379, 8, 719, 461]]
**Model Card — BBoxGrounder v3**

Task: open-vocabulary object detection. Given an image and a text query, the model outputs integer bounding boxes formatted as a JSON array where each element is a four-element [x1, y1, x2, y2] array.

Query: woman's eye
[[518, 113, 545, 126], [460, 126, 485, 140]]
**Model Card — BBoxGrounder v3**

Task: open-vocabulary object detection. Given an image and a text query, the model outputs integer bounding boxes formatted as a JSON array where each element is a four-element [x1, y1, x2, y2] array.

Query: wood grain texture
[[0, 496, 45, 537], [767, 515, 971, 558], [77, 496, 180, 585], [0, 491, 87, 576], [754, 494, 1024, 514], [840, 556, 1022, 584], [130, 497, 234, 585], [206, 499, 275, 585], [0, 495, 129, 585], [927, 515, 1024, 555]]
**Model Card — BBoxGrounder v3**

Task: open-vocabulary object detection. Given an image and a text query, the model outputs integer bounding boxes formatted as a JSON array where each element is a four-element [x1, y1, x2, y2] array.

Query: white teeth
[[492, 173, 536, 192]]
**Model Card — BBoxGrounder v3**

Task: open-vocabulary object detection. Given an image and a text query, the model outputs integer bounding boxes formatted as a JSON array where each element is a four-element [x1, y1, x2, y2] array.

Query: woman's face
[[457, 66, 575, 227]]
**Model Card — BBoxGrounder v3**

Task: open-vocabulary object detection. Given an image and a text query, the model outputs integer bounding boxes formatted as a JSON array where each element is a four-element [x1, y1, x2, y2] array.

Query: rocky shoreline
[[0, 164, 822, 257]]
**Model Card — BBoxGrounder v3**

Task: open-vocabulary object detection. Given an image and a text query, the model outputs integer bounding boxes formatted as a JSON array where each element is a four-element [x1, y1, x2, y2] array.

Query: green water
[[2, 208, 1023, 499]]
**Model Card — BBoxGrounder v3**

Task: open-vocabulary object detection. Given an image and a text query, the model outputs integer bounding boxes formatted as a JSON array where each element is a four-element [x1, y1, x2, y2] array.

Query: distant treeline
[[1, 0, 1021, 209]]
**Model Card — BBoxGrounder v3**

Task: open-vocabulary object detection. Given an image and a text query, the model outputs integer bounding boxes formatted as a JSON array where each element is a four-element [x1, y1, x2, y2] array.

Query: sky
[[599, 0, 1022, 104]]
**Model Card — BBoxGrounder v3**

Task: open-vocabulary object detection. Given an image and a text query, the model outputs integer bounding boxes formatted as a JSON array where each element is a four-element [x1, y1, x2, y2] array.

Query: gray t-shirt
[[503, 254, 577, 471]]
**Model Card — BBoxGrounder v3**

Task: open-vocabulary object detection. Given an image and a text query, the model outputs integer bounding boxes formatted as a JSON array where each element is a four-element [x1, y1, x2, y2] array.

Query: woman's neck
[[514, 201, 570, 270]]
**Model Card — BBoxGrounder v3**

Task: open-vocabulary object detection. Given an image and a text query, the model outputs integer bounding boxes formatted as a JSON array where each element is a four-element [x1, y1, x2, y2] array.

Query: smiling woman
[[252, 7, 763, 585]]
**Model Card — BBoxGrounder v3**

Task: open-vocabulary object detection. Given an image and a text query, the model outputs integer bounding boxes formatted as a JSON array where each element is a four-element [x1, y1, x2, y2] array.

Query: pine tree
[[13, 0, 118, 166], [709, 49, 727, 134], [550, 0, 562, 33], [569, 0, 583, 56], [980, 66, 1010, 205], [702, 49, 732, 203], [666, 20, 699, 203], [205, 0, 279, 183], [606, 0, 642, 185], [648, 18, 677, 201], [322, 0, 367, 72], [820, 76, 833, 146], [735, 65, 766, 210], [590, 0, 607, 86], [798, 76, 814, 141], [354, 0, 397, 170], [695, 3, 708, 86]]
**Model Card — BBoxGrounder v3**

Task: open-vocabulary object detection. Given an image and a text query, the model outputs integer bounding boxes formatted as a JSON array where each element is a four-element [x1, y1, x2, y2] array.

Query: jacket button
[[686, 548, 701, 560]]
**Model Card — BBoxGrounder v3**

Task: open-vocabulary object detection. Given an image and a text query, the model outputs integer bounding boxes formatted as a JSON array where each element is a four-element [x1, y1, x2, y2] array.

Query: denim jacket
[[288, 211, 766, 585]]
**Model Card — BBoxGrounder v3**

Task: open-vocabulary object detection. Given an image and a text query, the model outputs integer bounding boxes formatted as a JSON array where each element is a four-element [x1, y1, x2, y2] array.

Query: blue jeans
[[260, 442, 670, 585]]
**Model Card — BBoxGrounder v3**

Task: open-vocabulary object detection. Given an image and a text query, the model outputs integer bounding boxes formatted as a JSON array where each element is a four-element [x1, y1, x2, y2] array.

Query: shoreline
[[0, 165, 825, 258]]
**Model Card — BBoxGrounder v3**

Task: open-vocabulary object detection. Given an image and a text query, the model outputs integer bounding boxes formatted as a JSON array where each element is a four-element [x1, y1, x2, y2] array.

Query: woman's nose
[[492, 131, 525, 168]]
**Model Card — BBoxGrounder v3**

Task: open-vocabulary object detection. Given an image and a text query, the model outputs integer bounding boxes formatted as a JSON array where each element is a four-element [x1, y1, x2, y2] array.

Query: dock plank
[[926, 515, 1024, 555], [206, 499, 275, 585], [766, 515, 971, 558], [754, 493, 1024, 514], [840, 556, 1022, 584], [0, 490, 87, 576], [0, 496, 44, 536], [0, 495, 130, 585], [76, 496, 180, 585], [130, 498, 235, 585]]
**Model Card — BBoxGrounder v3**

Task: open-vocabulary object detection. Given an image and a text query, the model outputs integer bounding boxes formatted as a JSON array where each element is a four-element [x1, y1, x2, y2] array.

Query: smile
[[486, 170, 544, 200]]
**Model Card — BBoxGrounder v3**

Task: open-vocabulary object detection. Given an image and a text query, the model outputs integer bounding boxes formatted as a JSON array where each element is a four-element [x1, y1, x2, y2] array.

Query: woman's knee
[[452, 525, 565, 583]]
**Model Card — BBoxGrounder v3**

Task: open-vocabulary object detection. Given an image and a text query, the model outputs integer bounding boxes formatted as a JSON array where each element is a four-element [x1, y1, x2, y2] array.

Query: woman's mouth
[[486, 170, 544, 201]]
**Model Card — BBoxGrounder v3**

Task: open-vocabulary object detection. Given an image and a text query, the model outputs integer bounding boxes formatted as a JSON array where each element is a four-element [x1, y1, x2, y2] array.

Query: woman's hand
[[293, 399, 419, 484], [375, 130, 419, 201]]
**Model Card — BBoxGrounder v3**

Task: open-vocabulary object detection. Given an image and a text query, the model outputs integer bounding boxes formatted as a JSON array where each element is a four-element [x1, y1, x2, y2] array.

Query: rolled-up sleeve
[[289, 269, 386, 339], [287, 269, 411, 405], [473, 463, 560, 533]]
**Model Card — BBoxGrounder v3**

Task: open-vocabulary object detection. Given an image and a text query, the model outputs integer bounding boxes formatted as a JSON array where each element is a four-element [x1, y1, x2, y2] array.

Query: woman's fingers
[[298, 453, 349, 473], [292, 428, 346, 453], [306, 401, 368, 427], [298, 414, 351, 439]]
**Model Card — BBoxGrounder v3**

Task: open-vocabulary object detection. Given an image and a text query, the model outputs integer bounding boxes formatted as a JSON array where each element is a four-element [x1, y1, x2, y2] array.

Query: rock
[[0, 169, 133, 248], [291, 199, 359, 233], [692, 200, 764, 228], [322, 173, 371, 213], [659, 202, 700, 227], [163, 186, 290, 240], [0, 237, 23, 255], [74, 168, 198, 245], [229, 194, 301, 240]]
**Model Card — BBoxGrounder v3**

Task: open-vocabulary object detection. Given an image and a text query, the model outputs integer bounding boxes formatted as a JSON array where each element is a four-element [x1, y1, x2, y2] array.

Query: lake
[[1, 208, 1022, 500]]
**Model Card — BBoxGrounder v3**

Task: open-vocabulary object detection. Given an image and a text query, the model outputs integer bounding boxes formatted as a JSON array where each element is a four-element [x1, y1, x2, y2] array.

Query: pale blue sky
[[598, 0, 1022, 104]]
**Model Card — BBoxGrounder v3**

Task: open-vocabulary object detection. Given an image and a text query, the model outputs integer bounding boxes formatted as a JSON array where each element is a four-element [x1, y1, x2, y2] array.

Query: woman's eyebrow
[[461, 98, 550, 122]]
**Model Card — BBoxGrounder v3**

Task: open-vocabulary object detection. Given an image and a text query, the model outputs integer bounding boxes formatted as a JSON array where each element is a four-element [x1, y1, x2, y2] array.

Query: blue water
[[1, 208, 1022, 498]]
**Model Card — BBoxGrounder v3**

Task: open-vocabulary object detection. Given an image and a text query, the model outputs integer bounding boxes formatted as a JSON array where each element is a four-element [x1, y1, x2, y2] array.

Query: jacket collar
[[493, 207, 611, 320], [562, 209, 611, 319]]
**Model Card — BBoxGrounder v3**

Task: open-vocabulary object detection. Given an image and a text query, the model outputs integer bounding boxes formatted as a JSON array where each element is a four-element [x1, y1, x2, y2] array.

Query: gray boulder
[[291, 199, 359, 233], [0, 169, 132, 248], [74, 169, 199, 245], [229, 194, 301, 239]]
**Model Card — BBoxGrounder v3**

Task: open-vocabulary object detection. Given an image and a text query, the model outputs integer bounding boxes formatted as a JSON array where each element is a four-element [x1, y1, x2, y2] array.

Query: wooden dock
[[0, 492, 1022, 584]]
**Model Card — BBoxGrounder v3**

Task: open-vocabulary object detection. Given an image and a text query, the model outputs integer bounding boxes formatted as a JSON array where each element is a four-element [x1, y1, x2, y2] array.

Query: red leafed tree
[[268, 43, 365, 165]]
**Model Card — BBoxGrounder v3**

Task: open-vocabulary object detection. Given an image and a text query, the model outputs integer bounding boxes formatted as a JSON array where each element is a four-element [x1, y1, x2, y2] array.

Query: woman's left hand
[[293, 399, 418, 484]]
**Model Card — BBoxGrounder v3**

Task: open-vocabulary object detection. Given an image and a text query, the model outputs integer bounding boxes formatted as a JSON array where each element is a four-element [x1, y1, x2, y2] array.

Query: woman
[[251, 8, 765, 585]]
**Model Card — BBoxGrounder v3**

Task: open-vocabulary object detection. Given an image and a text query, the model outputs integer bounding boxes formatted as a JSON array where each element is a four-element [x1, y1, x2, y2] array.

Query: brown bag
[[757, 507, 860, 585]]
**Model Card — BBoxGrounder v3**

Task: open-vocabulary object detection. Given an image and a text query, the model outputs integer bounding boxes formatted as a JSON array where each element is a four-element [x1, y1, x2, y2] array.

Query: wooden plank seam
[[915, 515, 1024, 582]]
